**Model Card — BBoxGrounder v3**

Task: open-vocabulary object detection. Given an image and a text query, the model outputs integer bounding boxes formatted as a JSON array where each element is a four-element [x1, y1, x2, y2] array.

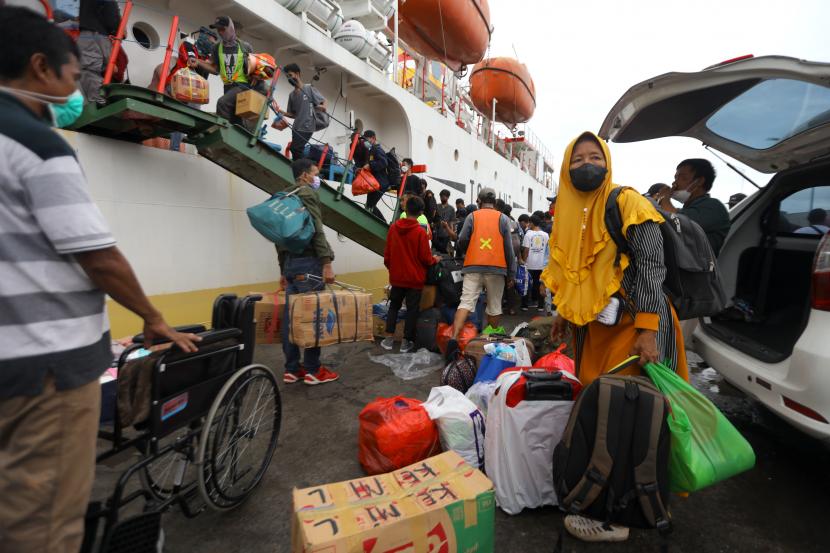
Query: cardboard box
[[420, 285, 437, 310], [292, 451, 495, 553], [235, 89, 266, 119], [373, 315, 404, 340], [288, 290, 373, 348], [252, 291, 285, 345]]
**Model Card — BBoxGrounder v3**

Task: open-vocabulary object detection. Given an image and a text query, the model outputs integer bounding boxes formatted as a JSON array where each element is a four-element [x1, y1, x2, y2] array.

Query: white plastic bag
[[423, 386, 486, 469], [484, 371, 574, 515], [514, 339, 532, 367], [465, 380, 500, 419]]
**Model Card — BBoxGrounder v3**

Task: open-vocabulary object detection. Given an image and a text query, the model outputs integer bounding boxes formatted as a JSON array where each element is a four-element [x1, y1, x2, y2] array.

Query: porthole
[[132, 22, 159, 50], [454, 149, 459, 161], [427, 135, 434, 149]]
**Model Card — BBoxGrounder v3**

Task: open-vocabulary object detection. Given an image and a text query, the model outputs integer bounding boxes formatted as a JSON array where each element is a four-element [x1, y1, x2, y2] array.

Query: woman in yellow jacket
[[543, 132, 689, 541]]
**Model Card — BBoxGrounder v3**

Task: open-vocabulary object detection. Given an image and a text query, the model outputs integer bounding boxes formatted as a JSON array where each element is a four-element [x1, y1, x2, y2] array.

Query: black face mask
[[287, 77, 299, 87], [569, 163, 607, 192]]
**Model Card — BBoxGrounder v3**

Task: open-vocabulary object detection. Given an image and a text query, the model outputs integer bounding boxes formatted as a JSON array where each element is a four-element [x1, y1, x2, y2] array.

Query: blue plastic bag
[[247, 191, 314, 253], [474, 355, 516, 383], [515, 265, 530, 296]]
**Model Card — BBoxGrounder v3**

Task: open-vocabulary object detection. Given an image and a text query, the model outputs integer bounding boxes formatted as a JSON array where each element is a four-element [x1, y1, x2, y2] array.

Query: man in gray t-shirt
[[280, 63, 327, 162]]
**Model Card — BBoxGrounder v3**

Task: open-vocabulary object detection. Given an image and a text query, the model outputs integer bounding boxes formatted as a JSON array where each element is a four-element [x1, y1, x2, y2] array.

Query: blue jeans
[[282, 256, 325, 375]]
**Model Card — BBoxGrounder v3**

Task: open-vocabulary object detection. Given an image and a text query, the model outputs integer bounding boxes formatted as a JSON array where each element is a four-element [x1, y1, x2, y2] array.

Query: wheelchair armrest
[[194, 328, 242, 348], [132, 324, 208, 345]]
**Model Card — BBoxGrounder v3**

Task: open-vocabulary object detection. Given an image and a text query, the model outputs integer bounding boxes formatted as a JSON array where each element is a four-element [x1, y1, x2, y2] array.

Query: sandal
[[564, 514, 630, 542]]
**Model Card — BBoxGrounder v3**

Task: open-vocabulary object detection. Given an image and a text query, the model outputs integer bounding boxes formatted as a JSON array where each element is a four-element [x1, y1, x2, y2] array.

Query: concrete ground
[[92, 316, 830, 552]]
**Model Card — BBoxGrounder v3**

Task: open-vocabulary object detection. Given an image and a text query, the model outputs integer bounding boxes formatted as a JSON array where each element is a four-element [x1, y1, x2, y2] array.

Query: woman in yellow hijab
[[544, 131, 689, 542], [543, 132, 689, 386]]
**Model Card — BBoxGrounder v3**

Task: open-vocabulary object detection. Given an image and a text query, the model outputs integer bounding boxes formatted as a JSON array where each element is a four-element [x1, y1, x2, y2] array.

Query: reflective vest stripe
[[218, 43, 248, 85]]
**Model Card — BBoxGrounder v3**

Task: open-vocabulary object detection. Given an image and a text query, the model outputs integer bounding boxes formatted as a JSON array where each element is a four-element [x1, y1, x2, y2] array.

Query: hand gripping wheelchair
[[82, 294, 281, 553]]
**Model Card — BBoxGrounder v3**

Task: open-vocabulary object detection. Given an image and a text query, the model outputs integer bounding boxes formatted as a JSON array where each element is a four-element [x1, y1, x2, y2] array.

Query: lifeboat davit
[[469, 57, 536, 126], [390, 0, 491, 72]]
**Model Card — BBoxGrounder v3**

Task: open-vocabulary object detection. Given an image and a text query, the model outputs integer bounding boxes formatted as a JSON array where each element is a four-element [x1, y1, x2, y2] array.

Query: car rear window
[[706, 79, 830, 150], [777, 185, 830, 236]]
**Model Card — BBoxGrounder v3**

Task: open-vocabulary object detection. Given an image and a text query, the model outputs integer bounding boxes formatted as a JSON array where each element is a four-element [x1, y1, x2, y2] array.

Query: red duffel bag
[[358, 396, 441, 475]]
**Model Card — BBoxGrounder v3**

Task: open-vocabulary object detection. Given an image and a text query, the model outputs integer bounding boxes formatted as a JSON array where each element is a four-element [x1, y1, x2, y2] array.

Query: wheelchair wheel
[[139, 426, 197, 502], [197, 364, 281, 511]]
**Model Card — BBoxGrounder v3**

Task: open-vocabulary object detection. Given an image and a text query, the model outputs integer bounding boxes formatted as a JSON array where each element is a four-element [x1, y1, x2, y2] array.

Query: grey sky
[[487, 0, 829, 203]]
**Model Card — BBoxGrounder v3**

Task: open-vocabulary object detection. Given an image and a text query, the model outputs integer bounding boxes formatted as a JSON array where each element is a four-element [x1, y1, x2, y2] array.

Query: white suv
[[598, 56, 830, 442]]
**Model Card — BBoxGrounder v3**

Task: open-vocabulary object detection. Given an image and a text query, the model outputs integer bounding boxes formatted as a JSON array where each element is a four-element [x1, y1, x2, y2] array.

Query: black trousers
[[365, 190, 386, 222], [386, 286, 422, 341], [522, 269, 545, 308], [290, 129, 312, 160]]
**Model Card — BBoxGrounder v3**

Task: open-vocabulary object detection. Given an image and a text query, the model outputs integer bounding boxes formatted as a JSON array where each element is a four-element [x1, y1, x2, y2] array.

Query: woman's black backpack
[[605, 186, 727, 320], [552, 373, 672, 533]]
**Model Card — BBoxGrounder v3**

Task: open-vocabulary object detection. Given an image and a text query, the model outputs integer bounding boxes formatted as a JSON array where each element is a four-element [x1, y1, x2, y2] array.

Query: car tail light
[[783, 396, 828, 424], [811, 233, 830, 311]]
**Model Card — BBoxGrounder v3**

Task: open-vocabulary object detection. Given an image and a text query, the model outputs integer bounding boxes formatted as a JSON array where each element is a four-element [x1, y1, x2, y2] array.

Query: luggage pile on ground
[[354, 315, 758, 546]]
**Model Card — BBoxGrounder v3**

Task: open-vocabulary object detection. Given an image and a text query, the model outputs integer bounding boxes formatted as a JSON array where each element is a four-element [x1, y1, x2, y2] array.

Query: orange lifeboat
[[469, 57, 536, 126], [390, 0, 491, 72]]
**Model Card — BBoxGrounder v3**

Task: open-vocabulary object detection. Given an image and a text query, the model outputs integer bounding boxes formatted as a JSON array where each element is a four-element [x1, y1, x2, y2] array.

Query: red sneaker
[[283, 370, 307, 384], [303, 367, 340, 385]]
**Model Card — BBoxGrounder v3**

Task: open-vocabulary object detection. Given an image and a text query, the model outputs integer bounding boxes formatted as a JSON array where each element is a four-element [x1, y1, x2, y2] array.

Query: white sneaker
[[380, 337, 394, 350], [563, 515, 629, 542], [399, 339, 414, 353]]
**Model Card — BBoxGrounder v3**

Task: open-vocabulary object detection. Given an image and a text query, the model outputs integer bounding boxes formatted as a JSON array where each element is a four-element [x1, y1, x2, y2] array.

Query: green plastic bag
[[643, 362, 755, 493]]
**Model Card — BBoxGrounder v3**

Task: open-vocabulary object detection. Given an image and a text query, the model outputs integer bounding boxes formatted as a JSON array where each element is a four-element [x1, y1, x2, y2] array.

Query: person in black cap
[[728, 192, 747, 209], [643, 182, 670, 207], [361, 130, 389, 221], [194, 16, 264, 131], [278, 62, 327, 162]]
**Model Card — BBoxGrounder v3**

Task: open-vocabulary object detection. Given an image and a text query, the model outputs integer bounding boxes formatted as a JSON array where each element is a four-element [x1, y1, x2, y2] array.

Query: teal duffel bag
[[247, 189, 314, 253]]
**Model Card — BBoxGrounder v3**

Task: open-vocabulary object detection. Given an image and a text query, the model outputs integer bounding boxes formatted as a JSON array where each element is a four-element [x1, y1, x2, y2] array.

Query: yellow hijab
[[541, 132, 663, 326]]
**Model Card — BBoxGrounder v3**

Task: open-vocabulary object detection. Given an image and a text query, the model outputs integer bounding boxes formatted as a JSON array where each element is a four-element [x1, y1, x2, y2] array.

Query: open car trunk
[[705, 247, 814, 363]]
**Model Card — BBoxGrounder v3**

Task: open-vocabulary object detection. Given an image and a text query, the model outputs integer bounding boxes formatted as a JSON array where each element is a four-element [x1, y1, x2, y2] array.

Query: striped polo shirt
[[0, 92, 115, 398]]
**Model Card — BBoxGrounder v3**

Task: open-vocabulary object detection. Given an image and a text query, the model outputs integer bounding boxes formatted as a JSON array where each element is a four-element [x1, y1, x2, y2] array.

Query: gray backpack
[[605, 187, 727, 320]]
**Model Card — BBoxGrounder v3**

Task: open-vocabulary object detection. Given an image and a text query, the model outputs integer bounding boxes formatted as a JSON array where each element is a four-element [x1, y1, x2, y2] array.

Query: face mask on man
[[569, 163, 607, 192], [363, 140, 372, 150], [287, 76, 299, 87], [310, 175, 321, 190], [671, 178, 698, 204], [0, 86, 85, 128], [401, 164, 410, 173]]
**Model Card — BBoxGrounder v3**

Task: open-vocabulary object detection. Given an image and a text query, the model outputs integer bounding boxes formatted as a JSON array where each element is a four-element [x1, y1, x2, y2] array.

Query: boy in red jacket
[[382, 196, 438, 352]]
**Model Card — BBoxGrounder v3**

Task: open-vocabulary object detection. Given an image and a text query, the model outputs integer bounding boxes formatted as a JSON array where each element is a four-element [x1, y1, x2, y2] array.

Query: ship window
[[354, 118, 364, 136], [494, 171, 498, 181], [454, 149, 459, 161], [474, 160, 479, 170], [427, 135, 434, 149], [132, 22, 159, 50], [528, 189, 533, 212]]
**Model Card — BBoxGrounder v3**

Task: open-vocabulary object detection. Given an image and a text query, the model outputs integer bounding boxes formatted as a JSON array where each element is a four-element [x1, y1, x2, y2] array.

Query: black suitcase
[[437, 258, 464, 307], [414, 307, 441, 352]]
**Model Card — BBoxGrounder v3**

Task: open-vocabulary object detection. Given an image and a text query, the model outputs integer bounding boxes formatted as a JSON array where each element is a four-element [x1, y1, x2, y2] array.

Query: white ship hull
[[50, 0, 554, 335]]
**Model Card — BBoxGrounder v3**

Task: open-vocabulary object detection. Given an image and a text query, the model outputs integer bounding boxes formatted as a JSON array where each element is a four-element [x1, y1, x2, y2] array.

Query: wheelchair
[[82, 294, 281, 553]]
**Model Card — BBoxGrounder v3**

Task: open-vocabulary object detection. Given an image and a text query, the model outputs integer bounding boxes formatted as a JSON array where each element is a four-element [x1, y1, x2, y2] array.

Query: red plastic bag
[[358, 396, 441, 475], [351, 168, 381, 195], [436, 322, 477, 355], [534, 343, 576, 376]]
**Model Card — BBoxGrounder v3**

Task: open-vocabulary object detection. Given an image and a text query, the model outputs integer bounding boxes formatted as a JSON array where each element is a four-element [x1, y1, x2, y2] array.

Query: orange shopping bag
[[351, 168, 381, 195]]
